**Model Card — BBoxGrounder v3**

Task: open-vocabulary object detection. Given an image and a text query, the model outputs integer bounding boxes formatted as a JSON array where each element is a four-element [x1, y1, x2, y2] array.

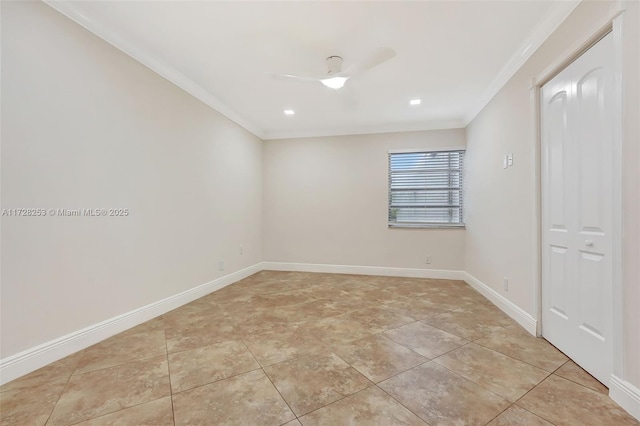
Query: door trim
[[532, 5, 625, 384]]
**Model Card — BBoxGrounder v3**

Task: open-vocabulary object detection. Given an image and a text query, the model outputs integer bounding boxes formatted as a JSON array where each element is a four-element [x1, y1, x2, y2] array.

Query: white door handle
[[585, 240, 594, 247]]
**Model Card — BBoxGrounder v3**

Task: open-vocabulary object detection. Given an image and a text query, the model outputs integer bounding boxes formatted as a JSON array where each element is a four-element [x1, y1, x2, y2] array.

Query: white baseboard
[[462, 272, 538, 336], [261, 261, 466, 280], [0, 263, 262, 386], [610, 375, 640, 421]]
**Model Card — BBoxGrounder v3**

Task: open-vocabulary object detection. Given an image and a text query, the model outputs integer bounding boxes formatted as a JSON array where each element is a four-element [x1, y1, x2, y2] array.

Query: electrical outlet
[[219, 260, 224, 271], [425, 255, 432, 264], [239, 246, 243, 255], [503, 277, 509, 291]]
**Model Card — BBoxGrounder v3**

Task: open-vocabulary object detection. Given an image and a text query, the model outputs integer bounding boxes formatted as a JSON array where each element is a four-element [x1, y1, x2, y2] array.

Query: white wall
[[263, 130, 466, 271], [621, 0, 640, 391], [0, 1, 262, 359], [465, 0, 639, 389]]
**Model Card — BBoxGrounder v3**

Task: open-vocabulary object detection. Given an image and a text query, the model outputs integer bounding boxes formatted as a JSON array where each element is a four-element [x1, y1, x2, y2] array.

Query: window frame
[[388, 147, 466, 229]]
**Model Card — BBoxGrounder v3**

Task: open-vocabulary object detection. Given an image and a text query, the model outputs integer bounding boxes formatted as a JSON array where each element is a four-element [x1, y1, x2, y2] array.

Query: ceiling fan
[[276, 47, 396, 90]]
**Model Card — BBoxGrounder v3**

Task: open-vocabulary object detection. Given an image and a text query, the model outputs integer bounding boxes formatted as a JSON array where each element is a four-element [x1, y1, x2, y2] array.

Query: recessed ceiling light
[[409, 99, 421, 106], [283, 109, 295, 116]]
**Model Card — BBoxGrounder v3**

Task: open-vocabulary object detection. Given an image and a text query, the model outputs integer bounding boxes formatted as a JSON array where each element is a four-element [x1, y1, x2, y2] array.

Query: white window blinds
[[388, 150, 465, 227]]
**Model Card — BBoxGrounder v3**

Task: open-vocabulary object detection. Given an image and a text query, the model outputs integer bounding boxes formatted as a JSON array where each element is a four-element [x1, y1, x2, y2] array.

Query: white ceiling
[[48, 1, 579, 140]]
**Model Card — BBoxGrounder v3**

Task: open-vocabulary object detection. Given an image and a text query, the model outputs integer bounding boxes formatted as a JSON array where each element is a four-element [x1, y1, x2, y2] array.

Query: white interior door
[[541, 32, 615, 386]]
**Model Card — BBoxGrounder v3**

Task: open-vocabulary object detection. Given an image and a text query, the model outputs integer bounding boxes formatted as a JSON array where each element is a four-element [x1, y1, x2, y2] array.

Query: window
[[388, 149, 465, 228]]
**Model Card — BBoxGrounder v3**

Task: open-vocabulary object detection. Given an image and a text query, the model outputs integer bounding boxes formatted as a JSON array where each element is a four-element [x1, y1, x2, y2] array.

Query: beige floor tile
[[344, 307, 414, 333], [434, 343, 549, 401], [172, 369, 295, 426], [379, 362, 510, 426], [163, 301, 218, 325], [300, 386, 427, 425], [475, 325, 568, 372], [384, 321, 468, 358], [164, 312, 240, 353], [389, 280, 448, 295], [368, 279, 436, 299], [0, 350, 82, 392], [258, 290, 324, 308], [278, 284, 344, 301], [73, 396, 174, 425], [382, 296, 452, 320], [118, 316, 165, 337], [243, 324, 330, 366], [334, 334, 427, 382], [403, 291, 459, 308], [418, 287, 482, 310], [263, 353, 372, 416], [47, 356, 170, 426], [422, 303, 514, 339], [554, 360, 608, 394], [302, 315, 378, 345], [487, 405, 553, 425], [234, 308, 303, 337], [7, 271, 637, 426], [326, 277, 375, 291], [0, 377, 67, 426], [168, 340, 260, 392], [429, 284, 492, 306], [518, 375, 639, 426], [76, 330, 167, 374], [338, 287, 398, 305], [275, 298, 353, 323], [206, 284, 261, 305]]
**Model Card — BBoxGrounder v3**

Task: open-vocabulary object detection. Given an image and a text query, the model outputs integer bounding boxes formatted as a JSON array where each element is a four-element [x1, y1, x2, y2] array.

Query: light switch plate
[[503, 155, 508, 169], [507, 154, 513, 166]]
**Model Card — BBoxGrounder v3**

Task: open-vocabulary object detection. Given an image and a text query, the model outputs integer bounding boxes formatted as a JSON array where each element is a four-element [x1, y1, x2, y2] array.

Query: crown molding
[[262, 119, 466, 140], [463, 0, 582, 126], [43, 1, 265, 139]]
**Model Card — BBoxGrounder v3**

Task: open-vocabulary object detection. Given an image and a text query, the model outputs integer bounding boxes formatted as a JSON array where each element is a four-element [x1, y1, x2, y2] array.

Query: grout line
[[164, 324, 177, 426], [293, 384, 379, 420], [0, 349, 86, 395], [373, 379, 432, 424], [372, 359, 432, 385], [466, 338, 562, 374], [427, 348, 521, 402], [330, 351, 377, 387], [44, 354, 176, 425], [42, 350, 85, 426], [68, 351, 169, 377], [550, 370, 610, 395], [64, 396, 173, 426], [513, 403, 560, 426], [168, 366, 263, 397], [510, 375, 561, 425], [241, 338, 300, 422]]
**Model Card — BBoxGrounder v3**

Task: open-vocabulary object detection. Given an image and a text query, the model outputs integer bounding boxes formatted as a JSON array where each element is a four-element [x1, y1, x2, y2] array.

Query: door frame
[[531, 6, 626, 385]]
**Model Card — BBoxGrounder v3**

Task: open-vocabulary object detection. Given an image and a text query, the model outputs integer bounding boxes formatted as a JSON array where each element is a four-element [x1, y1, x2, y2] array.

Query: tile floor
[[1, 271, 637, 425]]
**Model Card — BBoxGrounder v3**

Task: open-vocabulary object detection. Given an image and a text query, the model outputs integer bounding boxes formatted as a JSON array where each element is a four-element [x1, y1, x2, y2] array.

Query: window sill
[[388, 223, 466, 229]]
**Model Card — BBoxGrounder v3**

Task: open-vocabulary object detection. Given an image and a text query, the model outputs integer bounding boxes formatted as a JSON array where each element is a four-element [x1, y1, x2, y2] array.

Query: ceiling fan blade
[[346, 47, 396, 76], [273, 73, 321, 84]]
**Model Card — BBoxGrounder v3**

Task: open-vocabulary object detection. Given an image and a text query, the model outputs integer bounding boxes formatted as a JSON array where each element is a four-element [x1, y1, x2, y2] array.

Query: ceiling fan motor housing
[[326, 56, 343, 75]]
